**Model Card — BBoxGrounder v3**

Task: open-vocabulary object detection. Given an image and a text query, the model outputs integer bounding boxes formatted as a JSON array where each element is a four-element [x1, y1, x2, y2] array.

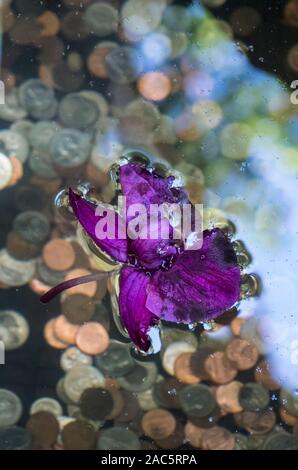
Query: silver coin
[[18, 79, 58, 120], [0, 250, 36, 287], [0, 129, 29, 162], [60, 346, 92, 372], [29, 148, 59, 179], [121, 0, 166, 37], [0, 389, 23, 427], [0, 152, 13, 190], [97, 426, 140, 451], [124, 98, 161, 132], [0, 90, 27, 122], [117, 360, 158, 392], [163, 5, 193, 32], [0, 310, 29, 350], [58, 93, 99, 130], [160, 326, 198, 350], [0, 426, 31, 450], [28, 121, 61, 152], [95, 340, 135, 377], [64, 365, 105, 403], [79, 91, 108, 120], [13, 210, 51, 244], [84, 2, 119, 36], [136, 388, 158, 411], [30, 397, 63, 417], [49, 128, 92, 168], [105, 46, 143, 84]]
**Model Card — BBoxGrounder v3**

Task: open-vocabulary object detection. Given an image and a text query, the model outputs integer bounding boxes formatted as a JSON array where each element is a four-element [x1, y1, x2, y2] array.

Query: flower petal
[[69, 189, 128, 263], [119, 163, 188, 216], [119, 266, 159, 351], [146, 228, 241, 323]]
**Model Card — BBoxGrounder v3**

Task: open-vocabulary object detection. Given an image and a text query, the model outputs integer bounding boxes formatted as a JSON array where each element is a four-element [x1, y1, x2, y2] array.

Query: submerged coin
[[178, 384, 216, 418], [136, 388, 158, 412], [174, 352, 201, 384], [54, 315, 79, 345], [80, 387, 113, 421], [0, 249, 36, 286], [238, 382, 270, 412], [142, 409, 176, 440], [49, 128, 91, 171], [234, 409, 276, 434], [42, 239, 76, 272], [153, 377, 184, 410], [233, 432, 249, 450], [83, 2, 119, 36], [114, 390, 140, 423], [62, 294, 96, 324], [216, 381, 243, 414], [0, 389, 23, 427], [201, 426, 235, 451], [97, 426, 140, 451], [87, 41, 117, 78], [95, 340, 135, 377], [44, 319, 68, 350], [254, 359, 281, 390], [30, 398, 63, 418], [62, 419, 96, 450], [60, 346, 92, 372], [226, 338, 259, 370], [26, 411, 60, 447], [185, 421, 206, 448], [262, 430, 298, 450], [105, 46, 143, 84], [76, 322, 109, 355], [204, 351, 238, 384], [6, 231, 40, 260], [117, 361, 158, 393], [0, 426, 32, 450], [18, 79, 58, 120], [0, 310, 29, 350], [13, 211, 50, 244], [58, 93, 99, 130], [0, 90, 27, 122], [64, 365, 105, 403]]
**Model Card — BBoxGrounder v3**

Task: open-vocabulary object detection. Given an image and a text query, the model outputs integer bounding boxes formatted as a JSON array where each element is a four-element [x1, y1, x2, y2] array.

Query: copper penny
[[62, 294, 95, 325], [37, 11, 60, 37], [87, 41, 117, 79], [44, 319, 68, 350], [174, 352, 201, 384], [138, 72, 172, 102], [42, 239, 76, 271], [61, 419, 96, 450], [216, 381, 243, 414], [184, 421, 206, 448], [53, 315, 79, 345], [76, 322, 109, 355], [226, 338, 259, 370], [284, 0, 298, 27], [204, 351, 238, 384], [254, 359, 281, 390], [38, 37, 65, 65], [26, 412, 59, 447], [234, 409, 276, 434], [142, 409, 176, 441], [63, 269, 97, 298], [201, 426, 235, 450]]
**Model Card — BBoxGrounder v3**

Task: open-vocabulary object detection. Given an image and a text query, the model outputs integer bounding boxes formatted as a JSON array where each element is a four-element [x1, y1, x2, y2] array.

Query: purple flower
[[42, 162, 241, 352]]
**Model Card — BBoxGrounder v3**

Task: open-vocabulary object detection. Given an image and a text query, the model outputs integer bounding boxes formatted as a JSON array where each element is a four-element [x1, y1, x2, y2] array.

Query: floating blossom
[[41, 162, 241, 352]]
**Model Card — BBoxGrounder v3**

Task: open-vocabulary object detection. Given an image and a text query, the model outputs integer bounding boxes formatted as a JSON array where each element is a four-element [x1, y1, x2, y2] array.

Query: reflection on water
[[0, 0, 298, 451]]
